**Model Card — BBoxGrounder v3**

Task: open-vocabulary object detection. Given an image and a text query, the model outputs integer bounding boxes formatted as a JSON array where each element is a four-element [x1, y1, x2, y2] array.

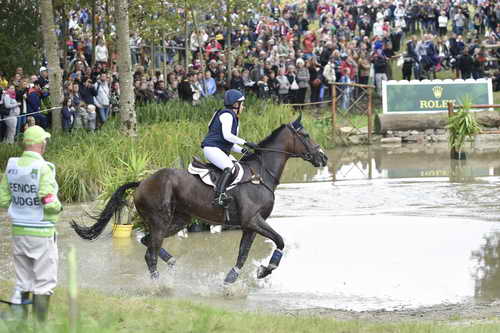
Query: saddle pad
[[188, 162, 244, 190]]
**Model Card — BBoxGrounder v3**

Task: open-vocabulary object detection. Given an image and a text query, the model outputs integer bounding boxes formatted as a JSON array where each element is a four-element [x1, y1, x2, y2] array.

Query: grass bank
[[0, 97, 332, 203], [0, 284, 499, 333]]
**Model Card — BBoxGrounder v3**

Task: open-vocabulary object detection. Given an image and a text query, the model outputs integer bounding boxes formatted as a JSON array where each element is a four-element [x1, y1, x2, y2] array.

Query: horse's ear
[[292, 113, 303, 130]]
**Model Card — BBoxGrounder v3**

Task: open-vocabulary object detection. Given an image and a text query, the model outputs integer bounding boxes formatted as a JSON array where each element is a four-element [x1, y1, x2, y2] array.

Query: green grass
[[0, 284, 499, 333]]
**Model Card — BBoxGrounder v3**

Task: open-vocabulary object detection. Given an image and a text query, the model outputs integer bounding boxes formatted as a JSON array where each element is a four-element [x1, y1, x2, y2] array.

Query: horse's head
[[286, 114, 328, 167]]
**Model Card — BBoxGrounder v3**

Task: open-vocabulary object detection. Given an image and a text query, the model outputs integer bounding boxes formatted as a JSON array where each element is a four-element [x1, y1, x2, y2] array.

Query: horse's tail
[[71, 181, 141, 240]]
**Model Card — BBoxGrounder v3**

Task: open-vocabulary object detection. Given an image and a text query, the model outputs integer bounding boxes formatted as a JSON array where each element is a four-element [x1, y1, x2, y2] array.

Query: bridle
[[245, 124, 320, 193], [252, 124, 319, 162]]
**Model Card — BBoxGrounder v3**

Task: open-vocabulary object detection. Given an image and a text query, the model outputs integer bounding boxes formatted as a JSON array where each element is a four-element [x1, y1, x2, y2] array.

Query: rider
[[201, 89, 258, 207]]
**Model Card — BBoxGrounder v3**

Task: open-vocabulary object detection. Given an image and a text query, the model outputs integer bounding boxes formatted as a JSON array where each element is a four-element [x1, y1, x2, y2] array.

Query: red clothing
[[316, 4, 331, 16], [339, 61, 355, 80], [205, 41, 222, 56], [303, 35, 316, 54]]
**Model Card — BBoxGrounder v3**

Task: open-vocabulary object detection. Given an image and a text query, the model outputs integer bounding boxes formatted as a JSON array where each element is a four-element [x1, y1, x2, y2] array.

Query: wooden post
[[331, 83, 336, 137], [367, 86, 373, 144], [368, 145, 373, 180]]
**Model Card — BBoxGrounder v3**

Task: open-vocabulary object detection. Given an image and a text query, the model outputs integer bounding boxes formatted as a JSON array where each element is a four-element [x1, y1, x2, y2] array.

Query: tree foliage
[[0, 0, 42, 77]]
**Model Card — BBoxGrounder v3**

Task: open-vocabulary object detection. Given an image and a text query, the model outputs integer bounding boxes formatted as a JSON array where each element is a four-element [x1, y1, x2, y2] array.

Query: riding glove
[[244, 142, 259, 150], [241, 148, 250, 155]]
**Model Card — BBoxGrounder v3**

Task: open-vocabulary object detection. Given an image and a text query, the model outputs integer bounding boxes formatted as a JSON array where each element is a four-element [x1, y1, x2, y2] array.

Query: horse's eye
[[303, 133, 310, 139]]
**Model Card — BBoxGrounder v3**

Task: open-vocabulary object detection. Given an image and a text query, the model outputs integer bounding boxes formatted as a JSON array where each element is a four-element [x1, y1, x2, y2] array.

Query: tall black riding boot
[[213, 167, 233, 208], [33, 294, 50, 323]]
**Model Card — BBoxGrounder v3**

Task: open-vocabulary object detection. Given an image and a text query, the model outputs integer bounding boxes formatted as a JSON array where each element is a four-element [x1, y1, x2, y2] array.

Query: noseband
[[253, 124, 318, 162]]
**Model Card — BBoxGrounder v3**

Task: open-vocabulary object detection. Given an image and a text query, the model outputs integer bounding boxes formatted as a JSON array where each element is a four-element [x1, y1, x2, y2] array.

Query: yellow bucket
[[112, 224, 133, 238]]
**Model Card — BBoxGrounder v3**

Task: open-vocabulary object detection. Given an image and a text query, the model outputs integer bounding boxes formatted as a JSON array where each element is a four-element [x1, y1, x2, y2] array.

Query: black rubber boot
[[4, 292, 30, 322], [33, 294, 50, 323], [213, 167, 233, 208]]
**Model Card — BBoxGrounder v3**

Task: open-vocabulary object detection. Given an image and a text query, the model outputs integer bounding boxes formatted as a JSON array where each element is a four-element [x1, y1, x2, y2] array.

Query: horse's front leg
[[224, 229, 256, 284], [246, 214, 284, 279]]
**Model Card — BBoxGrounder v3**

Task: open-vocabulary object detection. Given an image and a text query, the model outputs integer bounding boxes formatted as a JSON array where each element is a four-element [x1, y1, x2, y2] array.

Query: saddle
[[188, 157, 245, 190]]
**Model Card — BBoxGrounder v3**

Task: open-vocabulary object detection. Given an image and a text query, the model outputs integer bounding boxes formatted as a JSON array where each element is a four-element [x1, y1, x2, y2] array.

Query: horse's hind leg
[[244, 214, 284, 279], [141, 234, 175, 267], [141, 212, 192, 270], [224, 230, 256, 284], [144, 224, 165, 280], [143, 212, 192, 279]]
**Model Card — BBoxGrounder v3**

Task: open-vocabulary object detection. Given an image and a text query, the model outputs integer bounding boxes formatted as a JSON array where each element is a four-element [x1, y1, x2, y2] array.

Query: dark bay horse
[[71, 115, 328, 284]]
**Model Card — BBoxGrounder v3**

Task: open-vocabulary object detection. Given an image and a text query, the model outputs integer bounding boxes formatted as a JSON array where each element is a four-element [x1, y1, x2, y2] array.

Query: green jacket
[[0, 151, 62, 237]]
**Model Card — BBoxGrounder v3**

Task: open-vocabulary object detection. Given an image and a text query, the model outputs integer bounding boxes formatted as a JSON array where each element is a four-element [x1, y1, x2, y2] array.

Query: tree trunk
[[225, 2, 232, 82], [184, 2, 189, 72], [40, 0, 63, 132], [60, 6, 69, 72], [375, 111, 500, 133], [91, 0, 97, 67], [115, 0, 137, 137]]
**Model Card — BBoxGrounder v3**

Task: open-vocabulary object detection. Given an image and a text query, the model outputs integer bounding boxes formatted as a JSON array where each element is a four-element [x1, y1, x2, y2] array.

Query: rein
[[246, 124, 317, 194]]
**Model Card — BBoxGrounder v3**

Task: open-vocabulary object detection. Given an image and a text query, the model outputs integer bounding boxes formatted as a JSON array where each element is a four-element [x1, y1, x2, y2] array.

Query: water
[[2, 142, 500, 312]]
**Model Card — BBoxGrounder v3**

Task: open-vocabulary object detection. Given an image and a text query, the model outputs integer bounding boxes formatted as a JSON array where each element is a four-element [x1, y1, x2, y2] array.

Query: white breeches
[[203, 147, 236, 170]]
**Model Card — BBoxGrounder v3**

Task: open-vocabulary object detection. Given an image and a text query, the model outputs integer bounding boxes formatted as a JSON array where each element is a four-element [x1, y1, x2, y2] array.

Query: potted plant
[[447, 96, 481, 160], [187, 218, 211, 233], [98, 149, 152, 238]]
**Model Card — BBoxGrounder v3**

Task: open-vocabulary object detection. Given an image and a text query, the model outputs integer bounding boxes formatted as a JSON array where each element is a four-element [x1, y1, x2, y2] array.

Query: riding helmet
[[224, 89, 245, 107]]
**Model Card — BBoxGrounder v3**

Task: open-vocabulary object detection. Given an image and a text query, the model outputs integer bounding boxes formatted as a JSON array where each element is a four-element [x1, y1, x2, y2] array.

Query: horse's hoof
[[151, 271, 160, 280], [256, 265, 272, 279], [224, 267, 240, 284], [166, 258, 176, 268]]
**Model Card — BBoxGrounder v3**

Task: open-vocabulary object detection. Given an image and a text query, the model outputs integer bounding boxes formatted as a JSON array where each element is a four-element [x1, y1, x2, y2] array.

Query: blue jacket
[[201, 109, 239, 154], [27, 91, 41, 114]]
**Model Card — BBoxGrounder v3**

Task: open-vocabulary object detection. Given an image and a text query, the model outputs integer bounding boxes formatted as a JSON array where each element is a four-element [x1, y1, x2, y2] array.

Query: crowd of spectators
[[1, 0, 500, 143]]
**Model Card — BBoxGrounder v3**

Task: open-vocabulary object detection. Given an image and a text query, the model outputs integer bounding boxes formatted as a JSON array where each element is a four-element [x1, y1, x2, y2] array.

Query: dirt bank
[[280, 302, 500, 323]]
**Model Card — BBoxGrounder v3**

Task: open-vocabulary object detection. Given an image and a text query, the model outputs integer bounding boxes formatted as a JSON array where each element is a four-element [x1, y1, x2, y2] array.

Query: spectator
[[61, 98, 75, 132], [256, 75, 271, 99], [371, 51, 388, 96], [26, 81, 48, 129], [153, 81, 168, 103], [229, 69, 245, 92], [276, 67, 290, 103], [166, 73, 179, 100], [456, 48, 474, 79], [202, 71, 217, 97], [0, 72, 8, 89], [438, 11, 448, 37], [86, 104, 97, 131], [2, 84, 20, 143], [93, 73, 111, 127], [295, 58, 310, 108], [178, 72, 195, 103], [94, 39, 109, 66]]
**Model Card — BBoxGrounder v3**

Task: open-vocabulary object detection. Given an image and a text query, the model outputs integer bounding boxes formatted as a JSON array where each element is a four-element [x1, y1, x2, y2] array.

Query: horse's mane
[[241, 124, 287, 163]]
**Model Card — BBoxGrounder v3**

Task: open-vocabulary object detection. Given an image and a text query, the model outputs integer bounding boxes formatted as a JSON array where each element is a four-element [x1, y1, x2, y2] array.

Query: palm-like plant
[[447, 96, 481, 156], [98, 149, 153, 225]]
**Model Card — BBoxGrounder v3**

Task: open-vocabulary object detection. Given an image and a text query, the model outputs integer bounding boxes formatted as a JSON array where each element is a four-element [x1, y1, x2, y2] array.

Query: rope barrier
[[0, 106, 61, 123]]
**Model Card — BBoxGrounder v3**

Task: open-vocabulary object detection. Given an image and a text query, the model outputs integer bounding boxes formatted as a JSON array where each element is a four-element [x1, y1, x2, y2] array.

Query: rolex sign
[[382, 79, 493, 113]]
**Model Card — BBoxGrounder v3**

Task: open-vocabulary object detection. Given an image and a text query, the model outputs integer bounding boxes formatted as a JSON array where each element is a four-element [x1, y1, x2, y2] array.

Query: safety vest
[[6, 158, 55, 237], [201, 108, 239, 154]]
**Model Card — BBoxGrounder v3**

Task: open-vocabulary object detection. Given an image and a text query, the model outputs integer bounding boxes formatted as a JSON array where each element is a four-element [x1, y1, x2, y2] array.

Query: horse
[[71, 115, 328, 284]]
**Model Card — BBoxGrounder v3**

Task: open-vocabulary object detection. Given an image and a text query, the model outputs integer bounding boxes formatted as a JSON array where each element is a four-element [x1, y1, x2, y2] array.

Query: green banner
[[382, 79, 493, 113]]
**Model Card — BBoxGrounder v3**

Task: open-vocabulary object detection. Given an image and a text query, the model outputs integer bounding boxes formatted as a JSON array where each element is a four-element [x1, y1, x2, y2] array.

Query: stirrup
[[213, 192, 232, 208]]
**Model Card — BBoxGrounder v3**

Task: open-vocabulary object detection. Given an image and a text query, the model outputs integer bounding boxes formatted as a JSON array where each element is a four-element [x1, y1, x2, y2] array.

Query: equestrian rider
[[201, 89, 258, 207]]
